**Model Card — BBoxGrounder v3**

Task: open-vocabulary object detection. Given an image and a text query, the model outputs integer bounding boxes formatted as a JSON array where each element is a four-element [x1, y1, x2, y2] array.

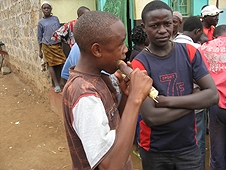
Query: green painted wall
[[192, 0, 208, 16]]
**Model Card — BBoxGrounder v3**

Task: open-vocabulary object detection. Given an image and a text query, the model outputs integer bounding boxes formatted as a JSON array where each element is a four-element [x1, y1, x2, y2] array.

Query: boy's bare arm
[[140, 97, 192, 127], [155, 74, 219, 110], [139, 74, 219, 127], [98, 69, 153, 170], [39, 44, 43, 59]]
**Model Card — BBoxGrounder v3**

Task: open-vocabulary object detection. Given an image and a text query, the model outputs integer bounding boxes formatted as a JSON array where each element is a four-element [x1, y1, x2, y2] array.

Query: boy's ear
[[91, 43, 102, 58], [195, 28, 201, 35], [141, 23, 145, 29], [141, 23, 146, 33]]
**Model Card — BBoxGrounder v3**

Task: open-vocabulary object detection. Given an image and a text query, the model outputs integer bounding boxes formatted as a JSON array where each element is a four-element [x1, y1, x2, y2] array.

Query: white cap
[[201, 5, 223, 17], [41, 1, 52, 8]]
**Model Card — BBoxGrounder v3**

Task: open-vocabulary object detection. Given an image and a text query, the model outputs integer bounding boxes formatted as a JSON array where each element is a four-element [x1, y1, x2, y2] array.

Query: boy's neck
[[43, 14, 51, 18], [147, 41, 173, 57]]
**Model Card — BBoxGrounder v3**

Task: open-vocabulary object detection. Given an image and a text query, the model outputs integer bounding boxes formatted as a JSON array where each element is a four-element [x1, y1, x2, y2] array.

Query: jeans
[[140, 146, 202, 170], [195, 109, 207, 170], [209, 105, 226, 170]]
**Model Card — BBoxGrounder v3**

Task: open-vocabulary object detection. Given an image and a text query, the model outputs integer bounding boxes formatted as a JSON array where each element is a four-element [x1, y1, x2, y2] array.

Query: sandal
[[54, 85, 61, 93]]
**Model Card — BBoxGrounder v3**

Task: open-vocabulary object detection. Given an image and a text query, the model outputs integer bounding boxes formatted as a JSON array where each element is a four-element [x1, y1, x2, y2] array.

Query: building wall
[[42, 0, 96, 23], [0, 0, 96, 95], [0, 0, 52, 94], [133, 0, 150, 20]]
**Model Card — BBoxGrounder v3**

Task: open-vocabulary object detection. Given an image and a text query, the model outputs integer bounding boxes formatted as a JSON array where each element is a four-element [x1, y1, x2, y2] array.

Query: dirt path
[[0, 73, 142, 170], [0, 73, 72, 169], [1, 72, 210, 170]]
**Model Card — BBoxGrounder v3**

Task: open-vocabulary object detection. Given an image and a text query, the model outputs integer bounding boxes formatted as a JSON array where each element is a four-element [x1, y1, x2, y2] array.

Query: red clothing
[[52, 20, 77, 47], [203, 25, 215, 41], [199, 35, 226, 109]]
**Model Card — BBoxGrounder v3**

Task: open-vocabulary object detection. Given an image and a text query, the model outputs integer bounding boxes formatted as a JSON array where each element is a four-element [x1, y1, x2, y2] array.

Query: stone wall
[[0, 0, 52, 95]]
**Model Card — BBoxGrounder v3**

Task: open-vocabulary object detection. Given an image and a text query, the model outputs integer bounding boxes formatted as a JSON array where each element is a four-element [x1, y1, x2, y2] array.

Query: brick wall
[[0, 0, 52, 95]]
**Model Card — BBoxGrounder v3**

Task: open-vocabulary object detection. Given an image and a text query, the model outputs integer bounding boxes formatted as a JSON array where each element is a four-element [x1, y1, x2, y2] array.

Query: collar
[[174, 34, 194, 43]]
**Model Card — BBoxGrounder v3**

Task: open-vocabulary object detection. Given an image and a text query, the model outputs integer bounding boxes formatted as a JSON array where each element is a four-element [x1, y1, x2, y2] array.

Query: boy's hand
[[114, 70, 129, 96], [39, 52, 43, 59], [129, 68, 153, 102]]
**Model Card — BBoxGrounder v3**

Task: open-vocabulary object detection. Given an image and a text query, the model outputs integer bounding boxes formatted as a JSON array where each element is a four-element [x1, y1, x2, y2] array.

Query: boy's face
[[100, 20, 128, 74], [42, 4, 52, 17], [173, 16, 181, 32], [204, 14, 219, 27], [143, 9, 173, 47]]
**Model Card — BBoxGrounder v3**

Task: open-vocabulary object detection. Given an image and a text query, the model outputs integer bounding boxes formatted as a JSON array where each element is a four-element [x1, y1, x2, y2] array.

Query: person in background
[[201, 4, 223, 137], [199, 25, 226, 170], [37, 1, 66, 93], [172, 11, 183, 39], [201, 5, 223, 41], [174, 16, 207, 170], [52, 6, 90, 48], [198, 33, 208, 45], [129, 25, 149, 61], [129, 24, 149, 159], [61, 43, 80, 82], [132, 1, 219, 169], [62, 11, 153, 169]]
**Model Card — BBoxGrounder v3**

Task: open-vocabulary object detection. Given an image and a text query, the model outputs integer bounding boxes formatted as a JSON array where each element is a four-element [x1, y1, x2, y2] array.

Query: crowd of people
[[37, 1, 225, 170]]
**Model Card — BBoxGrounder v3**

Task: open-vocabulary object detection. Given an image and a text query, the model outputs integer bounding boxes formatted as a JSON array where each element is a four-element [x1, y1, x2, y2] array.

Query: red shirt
[[203, 25, 215, 41], [199, 35, 226, 109]]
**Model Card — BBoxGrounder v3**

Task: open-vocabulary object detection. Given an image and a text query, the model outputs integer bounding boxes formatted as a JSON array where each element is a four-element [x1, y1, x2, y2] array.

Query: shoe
[[54, 85, 61, 93]]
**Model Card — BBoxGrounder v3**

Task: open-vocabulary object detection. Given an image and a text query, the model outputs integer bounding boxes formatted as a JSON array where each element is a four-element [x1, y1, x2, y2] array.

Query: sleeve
[[61, 58, 71, 80], [72, 95, 116, 168], [185, 43, 209, 81], [52, 22, 70, 42], [190, 47, 209, 81], [37, 21, 43, 44], [131, 59, 146, 70]]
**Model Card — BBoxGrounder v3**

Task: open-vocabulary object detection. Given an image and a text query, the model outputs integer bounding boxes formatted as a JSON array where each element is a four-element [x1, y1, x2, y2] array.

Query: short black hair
[[141, 1, 172, 23], [77, 6, 90, 17], [74, 11, 120, 52], [130, 25, 147, 45], [183, 16, 203, 32], [213, 25, 226, 37]]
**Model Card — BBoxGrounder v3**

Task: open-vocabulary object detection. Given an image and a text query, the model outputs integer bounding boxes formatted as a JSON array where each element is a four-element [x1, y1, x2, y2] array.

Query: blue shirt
[[61, 43, 80, 80], [37, 16, 61, 45], [135, 42, 209, 153]]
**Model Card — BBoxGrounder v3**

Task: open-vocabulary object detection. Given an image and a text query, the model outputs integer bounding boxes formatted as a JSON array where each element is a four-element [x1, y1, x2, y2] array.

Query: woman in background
[[37, 1, 66, 92]]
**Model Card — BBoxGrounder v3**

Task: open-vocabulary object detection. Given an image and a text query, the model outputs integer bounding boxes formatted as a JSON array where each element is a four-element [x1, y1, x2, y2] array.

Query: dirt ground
[[0, 72, 210, 170], [0, 72, 142, 170]]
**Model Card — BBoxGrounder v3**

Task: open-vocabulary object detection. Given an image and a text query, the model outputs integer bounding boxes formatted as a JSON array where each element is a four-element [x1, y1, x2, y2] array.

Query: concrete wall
[[0, 0, 52, 95], [0, 0, 96, 96], [133, 0, 150, 20], [42, 0, 96, 23]]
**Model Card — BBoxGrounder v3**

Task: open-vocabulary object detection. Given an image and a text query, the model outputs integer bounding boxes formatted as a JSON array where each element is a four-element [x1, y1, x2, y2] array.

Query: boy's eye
[[43, 7, 50, 10], [151, 24, 158, 28]]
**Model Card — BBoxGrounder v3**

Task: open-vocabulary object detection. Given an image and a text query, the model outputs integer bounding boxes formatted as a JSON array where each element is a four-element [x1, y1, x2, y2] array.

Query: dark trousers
[[209, 105, 226, 170], [140, 146, 202, 170]]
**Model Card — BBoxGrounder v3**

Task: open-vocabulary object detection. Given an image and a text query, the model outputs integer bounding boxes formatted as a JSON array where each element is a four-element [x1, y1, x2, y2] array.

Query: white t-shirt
[[72, 95, 116, 168]]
